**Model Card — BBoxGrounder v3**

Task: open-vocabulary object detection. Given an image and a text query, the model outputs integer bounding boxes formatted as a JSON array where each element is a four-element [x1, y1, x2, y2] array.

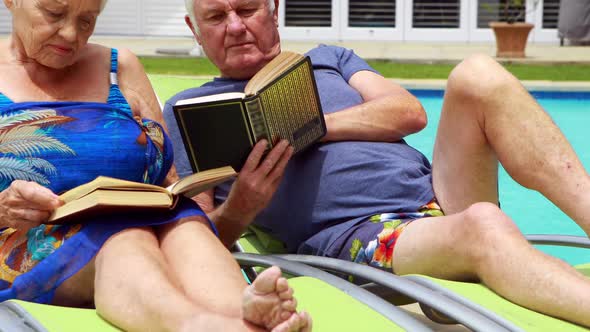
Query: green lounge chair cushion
[[3, 276, 401, 331], [412, 264, 590, 331]]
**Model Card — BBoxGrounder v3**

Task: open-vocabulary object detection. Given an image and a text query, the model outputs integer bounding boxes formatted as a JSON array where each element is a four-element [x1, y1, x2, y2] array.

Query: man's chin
[[225, 55, 267, 78]]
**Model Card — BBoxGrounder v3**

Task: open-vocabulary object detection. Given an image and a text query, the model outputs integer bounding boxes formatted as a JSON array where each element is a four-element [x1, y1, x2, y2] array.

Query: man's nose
[[226, 12, 246, 34]]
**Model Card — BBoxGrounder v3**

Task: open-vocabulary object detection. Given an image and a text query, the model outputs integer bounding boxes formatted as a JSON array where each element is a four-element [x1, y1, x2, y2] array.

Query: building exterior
[[0, 0, 561, 44]]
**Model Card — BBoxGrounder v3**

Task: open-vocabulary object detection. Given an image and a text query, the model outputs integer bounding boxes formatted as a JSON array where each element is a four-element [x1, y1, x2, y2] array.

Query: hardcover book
[[47, 166, 236, 223], [173, 51, 326, 172]]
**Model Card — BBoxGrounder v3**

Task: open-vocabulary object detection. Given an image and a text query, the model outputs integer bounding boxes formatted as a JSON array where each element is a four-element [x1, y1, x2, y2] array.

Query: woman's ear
[[3, 0, 14, 10]]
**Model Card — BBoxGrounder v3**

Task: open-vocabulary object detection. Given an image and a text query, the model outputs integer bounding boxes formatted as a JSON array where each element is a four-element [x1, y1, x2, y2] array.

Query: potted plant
[[487, 0, 536, 58]]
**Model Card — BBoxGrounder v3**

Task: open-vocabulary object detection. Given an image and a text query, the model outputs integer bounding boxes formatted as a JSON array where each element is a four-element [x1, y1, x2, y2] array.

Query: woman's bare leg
[[55, 219, 310, 331], [156, 217, 311, 331]]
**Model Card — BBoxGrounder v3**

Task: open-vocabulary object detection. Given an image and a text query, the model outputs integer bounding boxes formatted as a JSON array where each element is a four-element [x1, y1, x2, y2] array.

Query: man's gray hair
[[185, 0, 276, 35]]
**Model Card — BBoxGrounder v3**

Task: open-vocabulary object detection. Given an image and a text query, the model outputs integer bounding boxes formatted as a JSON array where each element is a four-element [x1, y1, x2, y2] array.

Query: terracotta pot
[[489, 22, 534, 58]]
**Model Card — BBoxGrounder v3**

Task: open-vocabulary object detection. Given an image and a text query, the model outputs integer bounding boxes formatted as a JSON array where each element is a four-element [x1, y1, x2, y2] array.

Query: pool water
[[406, 90, 590, 265]]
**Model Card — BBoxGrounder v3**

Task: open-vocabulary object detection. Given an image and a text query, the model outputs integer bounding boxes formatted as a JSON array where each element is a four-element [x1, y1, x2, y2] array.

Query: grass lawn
[[143, 57, 590, 102], [140, 56, 590, 81]]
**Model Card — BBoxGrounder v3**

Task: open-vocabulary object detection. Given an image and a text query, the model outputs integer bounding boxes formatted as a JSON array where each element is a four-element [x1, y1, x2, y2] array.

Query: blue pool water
[[406, 90, 590, 265]]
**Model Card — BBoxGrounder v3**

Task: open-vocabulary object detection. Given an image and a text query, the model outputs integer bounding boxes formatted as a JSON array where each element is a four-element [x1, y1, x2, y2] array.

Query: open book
[[173, 51, 326, 172], [47, 166, 236, 224]]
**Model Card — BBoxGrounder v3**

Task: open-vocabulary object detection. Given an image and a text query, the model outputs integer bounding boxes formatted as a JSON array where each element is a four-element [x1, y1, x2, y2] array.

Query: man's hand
[[213, 139, 293, 247], [226, 139, 293, 220], [0, 180, 63, 231]]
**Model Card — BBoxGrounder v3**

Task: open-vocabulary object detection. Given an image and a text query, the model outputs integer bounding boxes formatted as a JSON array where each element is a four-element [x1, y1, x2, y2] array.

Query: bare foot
[[242, 266, 312, 331]]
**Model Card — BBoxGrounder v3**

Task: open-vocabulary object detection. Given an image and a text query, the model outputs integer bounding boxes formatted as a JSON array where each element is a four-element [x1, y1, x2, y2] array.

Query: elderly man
[[164, 0, 590, 327], [0, 0, 312, 331]]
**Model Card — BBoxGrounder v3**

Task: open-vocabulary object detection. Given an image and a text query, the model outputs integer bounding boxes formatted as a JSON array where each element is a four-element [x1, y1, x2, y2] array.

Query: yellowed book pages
[[48, 166, 236, 223], [245, 51, 303, 95]]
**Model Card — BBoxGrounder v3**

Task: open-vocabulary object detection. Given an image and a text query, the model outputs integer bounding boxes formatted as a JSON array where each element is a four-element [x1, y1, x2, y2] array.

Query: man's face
[[190, 0, 280, 79], [6, 0, 100, 68]]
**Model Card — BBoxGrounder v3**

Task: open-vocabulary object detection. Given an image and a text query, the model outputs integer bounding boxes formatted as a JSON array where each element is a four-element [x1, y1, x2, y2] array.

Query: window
[[349, 0, 396, 28], [285, 0, 332, 27], [542, 0, 560, 29], [412, 0, 460, 28]]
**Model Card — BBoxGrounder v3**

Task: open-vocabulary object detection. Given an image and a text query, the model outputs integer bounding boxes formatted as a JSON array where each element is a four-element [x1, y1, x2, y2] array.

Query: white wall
[[0, 6, 11, 33], [94, 0, 142, 35], [0, 0, 558, 43]]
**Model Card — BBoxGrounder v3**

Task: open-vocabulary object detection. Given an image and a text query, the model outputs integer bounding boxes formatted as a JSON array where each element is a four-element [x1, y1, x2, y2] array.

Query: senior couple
[[1, 0, 589, 331]]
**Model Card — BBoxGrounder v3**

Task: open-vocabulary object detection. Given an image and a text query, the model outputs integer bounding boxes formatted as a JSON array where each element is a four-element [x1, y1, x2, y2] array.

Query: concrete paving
[[2, 34, 589, 90], [80, 36, 590, 65], [2, 33, 589, 65]]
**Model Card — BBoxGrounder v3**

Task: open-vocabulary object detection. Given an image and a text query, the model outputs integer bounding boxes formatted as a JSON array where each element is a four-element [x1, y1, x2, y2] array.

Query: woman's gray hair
[[12, 0, 108, 11], [185, 0, 275, 35]]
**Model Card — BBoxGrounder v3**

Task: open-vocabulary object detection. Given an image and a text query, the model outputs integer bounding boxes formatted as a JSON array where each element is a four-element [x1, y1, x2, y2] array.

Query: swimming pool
[[407, 90, 590, 265]]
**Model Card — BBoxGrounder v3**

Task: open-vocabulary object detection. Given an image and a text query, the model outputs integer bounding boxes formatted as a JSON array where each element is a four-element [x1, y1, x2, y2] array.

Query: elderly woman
[[0, 0, 311, 331]]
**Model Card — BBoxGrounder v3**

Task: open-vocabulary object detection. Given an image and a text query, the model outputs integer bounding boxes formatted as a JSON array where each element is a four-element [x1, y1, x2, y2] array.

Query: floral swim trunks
[[331, 200, 444, 273]]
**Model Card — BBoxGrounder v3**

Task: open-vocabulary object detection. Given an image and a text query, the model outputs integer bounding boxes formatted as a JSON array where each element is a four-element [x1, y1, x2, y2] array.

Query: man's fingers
[[268, 145, 294, 183], [242, 139, 270, 173], [259, 140, 290, 176]]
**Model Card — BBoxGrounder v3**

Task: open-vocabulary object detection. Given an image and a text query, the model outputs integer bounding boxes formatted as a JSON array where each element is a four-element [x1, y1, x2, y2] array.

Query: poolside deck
[[81, 36, 590, 65]]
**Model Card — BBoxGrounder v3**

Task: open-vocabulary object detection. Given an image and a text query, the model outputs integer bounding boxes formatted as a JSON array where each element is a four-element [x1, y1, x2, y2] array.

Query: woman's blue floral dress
[[0, 49, 208, 303]]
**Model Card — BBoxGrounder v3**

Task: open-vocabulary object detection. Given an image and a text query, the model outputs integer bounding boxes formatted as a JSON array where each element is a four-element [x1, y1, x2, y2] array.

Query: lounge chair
[[0, 256, 436, 332], [239, 230, 590, 331]]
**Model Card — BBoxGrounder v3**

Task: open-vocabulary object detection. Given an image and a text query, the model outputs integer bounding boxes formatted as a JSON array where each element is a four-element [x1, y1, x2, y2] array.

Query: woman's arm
[[323, 70, 427, 143], [115, 48, 178, 186]]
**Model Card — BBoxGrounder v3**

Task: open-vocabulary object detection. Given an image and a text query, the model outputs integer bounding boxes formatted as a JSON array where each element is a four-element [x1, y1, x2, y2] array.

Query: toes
[[276, 276, 289, 294], [278, 284, 294, 300], [271, 311, 312, 332], [271, 312, 303, 332], [253, 266, 282, 293], [281, 298, 297, 312], [300, 312, 313, 332]]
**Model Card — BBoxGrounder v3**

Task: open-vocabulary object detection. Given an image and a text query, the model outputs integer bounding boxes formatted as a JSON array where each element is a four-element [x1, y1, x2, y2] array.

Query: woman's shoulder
[[81, 44, 140, 68]]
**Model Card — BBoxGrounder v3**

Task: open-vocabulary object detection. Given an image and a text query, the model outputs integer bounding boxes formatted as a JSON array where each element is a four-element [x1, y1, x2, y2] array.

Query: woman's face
[[6, 0, 101, 68]]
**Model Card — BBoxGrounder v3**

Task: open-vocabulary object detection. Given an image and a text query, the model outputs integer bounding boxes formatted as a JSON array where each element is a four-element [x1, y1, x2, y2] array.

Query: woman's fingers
[[0, 181, 62, 228]]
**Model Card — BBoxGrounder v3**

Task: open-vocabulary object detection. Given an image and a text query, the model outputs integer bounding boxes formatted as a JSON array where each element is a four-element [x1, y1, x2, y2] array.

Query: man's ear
[[185, 15, 202, 45]]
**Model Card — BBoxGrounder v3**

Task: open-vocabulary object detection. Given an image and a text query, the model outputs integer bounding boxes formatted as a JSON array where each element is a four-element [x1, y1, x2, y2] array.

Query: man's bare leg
[[432, 54, 590, 235], [398, 53, 590, 326], [393, 203, 590, 327]]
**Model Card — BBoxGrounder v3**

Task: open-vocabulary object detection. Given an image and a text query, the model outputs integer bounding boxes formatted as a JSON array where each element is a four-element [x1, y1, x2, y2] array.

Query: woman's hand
[[0, 181, 63, 230]]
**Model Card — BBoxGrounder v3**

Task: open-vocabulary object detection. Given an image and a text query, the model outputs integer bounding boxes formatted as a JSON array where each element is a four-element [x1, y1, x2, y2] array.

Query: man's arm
[[323, 70, 427, 142], [194, 140, 293, 248]]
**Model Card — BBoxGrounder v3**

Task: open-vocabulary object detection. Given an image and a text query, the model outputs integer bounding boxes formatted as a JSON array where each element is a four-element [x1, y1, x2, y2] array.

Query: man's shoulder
[[165, 86, 211, 108], [306, 44, 349, 58], [164, 79, 247, 108]]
